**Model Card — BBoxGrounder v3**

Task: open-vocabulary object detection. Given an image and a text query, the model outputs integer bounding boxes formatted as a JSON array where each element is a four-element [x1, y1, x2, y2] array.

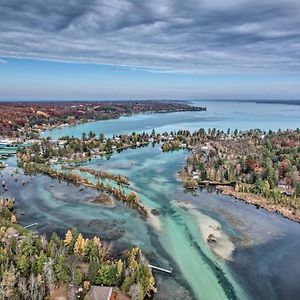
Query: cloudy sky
[[0, 0, 300, 100]]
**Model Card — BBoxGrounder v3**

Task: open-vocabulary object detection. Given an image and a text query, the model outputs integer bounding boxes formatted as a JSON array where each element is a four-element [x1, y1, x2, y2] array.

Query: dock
[[148, 264, 172, 274], [24, 222, 38, 229]]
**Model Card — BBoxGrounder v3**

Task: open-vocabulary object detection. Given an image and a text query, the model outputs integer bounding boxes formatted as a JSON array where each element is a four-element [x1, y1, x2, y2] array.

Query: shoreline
[[179, 169, 300, 224], [41, 107, 206, 138], [216, 185, 300, 223], [22, 162, 148, 217]]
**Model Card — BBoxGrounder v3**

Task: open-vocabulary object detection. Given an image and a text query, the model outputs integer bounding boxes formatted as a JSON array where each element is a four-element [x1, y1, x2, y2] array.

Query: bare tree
[[44, 258, 55, 292]]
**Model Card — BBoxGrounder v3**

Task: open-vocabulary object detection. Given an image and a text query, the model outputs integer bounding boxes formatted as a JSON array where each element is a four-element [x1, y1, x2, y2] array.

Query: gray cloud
[[1, 0, 300, 74]]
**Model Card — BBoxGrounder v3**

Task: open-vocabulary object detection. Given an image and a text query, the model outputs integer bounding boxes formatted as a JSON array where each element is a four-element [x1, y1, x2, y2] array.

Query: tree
[[265, 164, 276, 188], [88, 131, 95, 140], [29, 273, 38, 299], [99, 133, 105, 143], [17, 277, 29, 299], [295, 183, 300, 197], [96, 263, 117, 286], [54, 254, 69, 283], [87, 237, 101, 262], [35, 250, 48, 275], [75, 268, 82, 286], [254, 177, 263, 193], [74, 233, 84, 256], [0, 264, 18, 298], [151, 129, 155, 137], [88, 260, 100, 282], [63, 230, 73, 247], [127, 191, 139, 203], [20, 236, 34, 257], [262, 180, 270, 192], [17, 254, 28, 275], [44, 258, 55, 291], [183, 178, 198, 190], [74, 233, 88, 257], [93, 236, 101, 248], [116, 259, 123, 279], [10, 214, 17, 223]]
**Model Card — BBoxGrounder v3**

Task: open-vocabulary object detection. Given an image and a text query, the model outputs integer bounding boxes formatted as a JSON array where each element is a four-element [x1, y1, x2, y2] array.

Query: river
[[2, 100, 300, 299]]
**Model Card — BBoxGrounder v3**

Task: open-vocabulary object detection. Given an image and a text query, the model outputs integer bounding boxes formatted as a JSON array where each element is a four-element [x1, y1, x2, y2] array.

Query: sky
[[0, 0, 300, 100]]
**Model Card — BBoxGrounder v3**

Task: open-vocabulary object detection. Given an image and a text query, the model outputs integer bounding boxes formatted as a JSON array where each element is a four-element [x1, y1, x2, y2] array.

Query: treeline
[[77, 167, 129, 186], [183, 129, 300, 214], [0, 101, 205, 138], [234, 181, 300, 211], [0, 198, 156, 299], [18, 128, 231, 164], [22, 162, 147, 217], [161, 128, 278, 152], [17, 131, 161, 164]]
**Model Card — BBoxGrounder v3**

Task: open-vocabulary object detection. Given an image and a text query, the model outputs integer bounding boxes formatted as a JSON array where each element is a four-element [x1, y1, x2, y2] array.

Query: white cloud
[[0, 0, 300, 74]]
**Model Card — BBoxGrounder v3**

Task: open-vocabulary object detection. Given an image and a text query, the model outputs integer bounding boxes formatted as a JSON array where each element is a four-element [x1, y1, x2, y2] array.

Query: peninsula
[[178, 128, 300, 222], [0, 101, 206, 138]]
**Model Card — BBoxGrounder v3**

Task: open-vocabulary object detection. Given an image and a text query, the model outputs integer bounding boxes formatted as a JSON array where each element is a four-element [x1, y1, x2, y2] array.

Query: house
[[86, 286, 113, 300]]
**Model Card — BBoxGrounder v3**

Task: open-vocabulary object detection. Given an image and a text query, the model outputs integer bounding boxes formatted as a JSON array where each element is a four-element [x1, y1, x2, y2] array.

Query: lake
[[43, 100, 300, 139], [3, 100, 300, 299]]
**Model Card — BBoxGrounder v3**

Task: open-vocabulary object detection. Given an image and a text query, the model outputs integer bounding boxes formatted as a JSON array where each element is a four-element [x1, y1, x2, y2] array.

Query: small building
[[86, 286, 113, 300]]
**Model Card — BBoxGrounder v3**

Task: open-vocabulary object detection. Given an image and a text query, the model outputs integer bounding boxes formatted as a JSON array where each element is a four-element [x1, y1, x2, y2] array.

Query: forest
[[0, 101, 205, 138], [182, 129, 300, 220], [0, 198, 156, 299]]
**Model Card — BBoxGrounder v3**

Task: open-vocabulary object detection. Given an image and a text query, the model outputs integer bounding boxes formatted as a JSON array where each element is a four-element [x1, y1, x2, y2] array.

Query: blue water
[[3, 100, 300, 299], [43, 100, 300, 139]]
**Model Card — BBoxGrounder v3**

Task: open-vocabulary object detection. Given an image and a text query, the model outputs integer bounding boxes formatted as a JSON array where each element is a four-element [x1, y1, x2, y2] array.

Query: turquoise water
[[2, 100, 300, 299], [43, 100, 300, 139], [2, 145, 300, 299]]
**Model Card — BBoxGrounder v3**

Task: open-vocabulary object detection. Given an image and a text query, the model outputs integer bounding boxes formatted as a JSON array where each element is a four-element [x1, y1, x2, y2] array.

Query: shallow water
[[3, 100, 300, 299], [2, 144, 300, 300]]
